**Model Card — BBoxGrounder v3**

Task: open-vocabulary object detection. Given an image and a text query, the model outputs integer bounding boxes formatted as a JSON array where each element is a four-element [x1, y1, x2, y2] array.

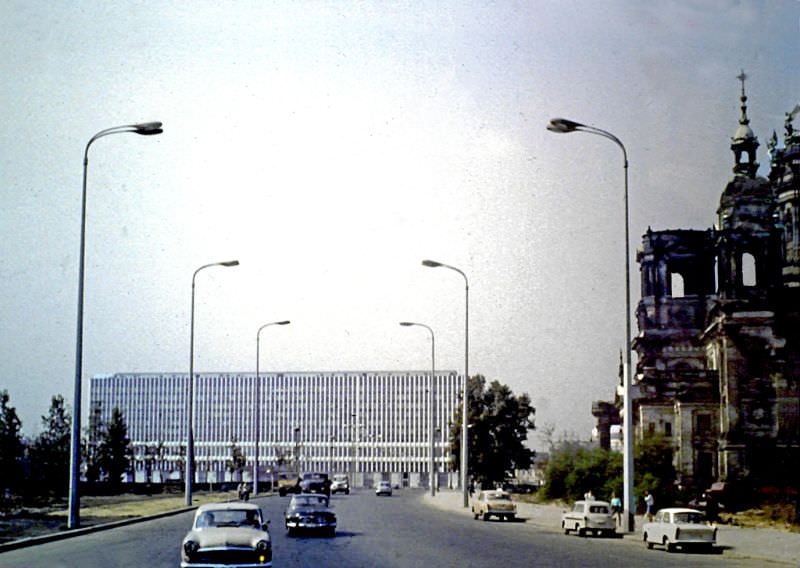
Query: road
[[0, 490, 768, 568]]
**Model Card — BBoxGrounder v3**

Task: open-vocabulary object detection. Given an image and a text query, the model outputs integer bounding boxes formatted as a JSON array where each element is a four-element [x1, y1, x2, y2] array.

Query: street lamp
[[68, 121, 163, 529], [255, 320, 290, 495], [186, 259, 240, 506], [547, 117, 634, 532], [422, 259, 469, 507], [400, 321, 437, 497]]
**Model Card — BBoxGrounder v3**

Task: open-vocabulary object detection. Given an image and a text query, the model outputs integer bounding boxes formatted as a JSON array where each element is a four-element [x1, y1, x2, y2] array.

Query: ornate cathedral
[[597, 73, 800, 496]]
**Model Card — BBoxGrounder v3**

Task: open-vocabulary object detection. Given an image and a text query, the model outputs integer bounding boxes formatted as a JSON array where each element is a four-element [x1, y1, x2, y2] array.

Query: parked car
[[471, 490, 517, 521], [561, 500, 615, 537], [642, 508, 716, 552], [284, 493, 337, 536], [299, 472, 331, 496], [181, 502, 272, 567], [331, 474, 350, 495], [375, 480, 393, 496]]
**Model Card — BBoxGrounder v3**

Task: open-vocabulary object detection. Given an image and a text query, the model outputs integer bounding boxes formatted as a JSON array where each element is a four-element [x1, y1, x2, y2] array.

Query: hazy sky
[[2, 1, 799, 448]]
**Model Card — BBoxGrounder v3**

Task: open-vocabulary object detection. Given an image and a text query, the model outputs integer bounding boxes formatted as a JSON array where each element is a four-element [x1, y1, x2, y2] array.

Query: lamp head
[[546, 118, 583, 133], [399, 321, 415, 327], [220, 260, 239, 267], [277, 320, 290, 325], [421, 259, 442, 268], [134, 122, 164, 135]]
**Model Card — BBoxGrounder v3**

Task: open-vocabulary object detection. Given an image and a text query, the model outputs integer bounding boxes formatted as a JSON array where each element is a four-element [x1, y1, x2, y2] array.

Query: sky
[[2, 1, 799, 449]]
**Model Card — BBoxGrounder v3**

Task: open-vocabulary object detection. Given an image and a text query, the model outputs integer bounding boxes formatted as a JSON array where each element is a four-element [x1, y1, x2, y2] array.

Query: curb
[[0, 505, 196, 553]]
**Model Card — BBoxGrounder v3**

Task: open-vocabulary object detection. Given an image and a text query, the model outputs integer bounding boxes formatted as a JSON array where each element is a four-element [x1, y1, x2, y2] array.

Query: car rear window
[[589, 505, 609, 514], [673, 512, 704, 524]]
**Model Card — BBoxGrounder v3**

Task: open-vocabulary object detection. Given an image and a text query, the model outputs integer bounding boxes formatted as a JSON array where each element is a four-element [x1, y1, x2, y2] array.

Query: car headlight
[[183, 540, 199, 556], [256, 540, 270, 552]]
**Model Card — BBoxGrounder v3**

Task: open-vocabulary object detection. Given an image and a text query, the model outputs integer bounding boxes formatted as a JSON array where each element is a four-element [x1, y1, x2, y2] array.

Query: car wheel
[[563, 522, 570, 535], [326, 527, 336, 538], [473, 510, 479, 520], [644, 533, 653, 549], [508, 514, 515, 522], [483, 513, 490, 521], [663, 537, 675, 552], [577, 525, 586, 537], [345, 489, 350, 495]]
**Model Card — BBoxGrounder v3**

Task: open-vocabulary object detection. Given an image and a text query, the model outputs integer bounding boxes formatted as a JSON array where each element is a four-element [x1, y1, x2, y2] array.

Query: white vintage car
[[561, 500, 616, 537], [471, 490, 517, 521], [642, 507, 716, 552], [181, 502, 272, 567]]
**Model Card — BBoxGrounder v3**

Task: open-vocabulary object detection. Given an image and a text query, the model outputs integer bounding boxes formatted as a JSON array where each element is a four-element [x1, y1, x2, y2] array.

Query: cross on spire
[[737, 69, 750, 126]]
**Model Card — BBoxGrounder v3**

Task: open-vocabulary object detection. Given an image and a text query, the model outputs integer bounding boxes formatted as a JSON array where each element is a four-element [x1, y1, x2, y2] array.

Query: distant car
[[561, 500, 615, 537], [181, 502, 272, 567], [643, 508, 716, 552], [331, 474, 350, 495], [299, 472, 331, 496], [277, 472, 301, 496], [471, 490, 517, 521], [284, 493, 337, 537], [375, 480, 392, 496]]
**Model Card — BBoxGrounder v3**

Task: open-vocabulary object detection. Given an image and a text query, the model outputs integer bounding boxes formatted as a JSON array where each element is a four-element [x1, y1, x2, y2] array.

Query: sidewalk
[[422, 490, 800, 566]]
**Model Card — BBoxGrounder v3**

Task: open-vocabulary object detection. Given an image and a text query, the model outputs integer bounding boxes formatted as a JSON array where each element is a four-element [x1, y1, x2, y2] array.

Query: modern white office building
[[89, 371, 463, 488]]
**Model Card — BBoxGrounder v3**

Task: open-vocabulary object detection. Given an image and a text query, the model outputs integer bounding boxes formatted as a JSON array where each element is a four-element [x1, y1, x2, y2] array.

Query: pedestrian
[[644, 490, 654, 521], [584, 489, 595, 501], [706, 494, 719, 524], [610, 492, 622, 526]]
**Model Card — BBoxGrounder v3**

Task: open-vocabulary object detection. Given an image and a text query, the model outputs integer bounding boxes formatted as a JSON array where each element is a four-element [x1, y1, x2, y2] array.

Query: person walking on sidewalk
[[610, 492, 622, 526], [644, 490, 654, 521]]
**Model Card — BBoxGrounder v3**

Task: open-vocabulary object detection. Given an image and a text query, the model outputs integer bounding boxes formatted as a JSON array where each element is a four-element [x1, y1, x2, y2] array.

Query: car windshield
[[292, 496, 329, 507], [196, 509, 260, 529], [673, 512, 704, 524], [334, 475, 347, 481], [589, 505, 609, 514]]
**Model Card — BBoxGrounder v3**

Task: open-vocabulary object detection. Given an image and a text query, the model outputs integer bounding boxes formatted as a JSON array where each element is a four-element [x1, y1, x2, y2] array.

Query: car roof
[[657, 508, 702, 514], [196, 502, 261, 513], [292, 492, 329, 498]]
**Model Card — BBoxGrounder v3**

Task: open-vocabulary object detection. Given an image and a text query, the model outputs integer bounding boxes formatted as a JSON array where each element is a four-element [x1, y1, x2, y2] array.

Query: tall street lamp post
[[421, 259, 469, 507], [547, 117, 634, 532], [400, 321, 436, 497], [68, 121, 163, 530], [187, 260, 239, 506], [255, 320, 290, 495]]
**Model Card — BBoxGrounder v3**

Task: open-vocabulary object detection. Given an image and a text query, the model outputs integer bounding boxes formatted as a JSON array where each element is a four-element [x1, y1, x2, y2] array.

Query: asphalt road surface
[[0, 490, 766, 567]]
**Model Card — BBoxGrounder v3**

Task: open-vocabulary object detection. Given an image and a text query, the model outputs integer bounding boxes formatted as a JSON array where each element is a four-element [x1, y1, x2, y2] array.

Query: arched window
[[670, 272, 685, 298], [742, 253, 757, 287]]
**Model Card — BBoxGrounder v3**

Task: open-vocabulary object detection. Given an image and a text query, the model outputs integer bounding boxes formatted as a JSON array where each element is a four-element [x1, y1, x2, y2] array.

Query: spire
[[737, 70, 750, 128], [785, 104, 800, 147], [731, 69, 759, 177]]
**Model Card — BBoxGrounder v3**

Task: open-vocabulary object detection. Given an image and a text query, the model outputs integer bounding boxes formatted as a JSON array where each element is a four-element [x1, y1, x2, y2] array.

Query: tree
[[0, 390, 25, 501], [543, 441, 622, 502], [226, 438, 247, 480], [82, 400, 104, 484], [97, 407, 132, 490], [30, 395, 72, 497], [634, 435, 676, 508], [449, 375, 536, 487]]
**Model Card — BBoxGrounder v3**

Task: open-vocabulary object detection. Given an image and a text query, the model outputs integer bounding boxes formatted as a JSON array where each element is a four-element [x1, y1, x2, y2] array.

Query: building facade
[[595, 75, 800, 495], [89, 371, 463, 488]]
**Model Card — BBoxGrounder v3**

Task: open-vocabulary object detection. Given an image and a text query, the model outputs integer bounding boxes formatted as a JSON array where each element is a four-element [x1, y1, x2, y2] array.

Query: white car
[[561, 500, 616, 537], [376, 480, 392, 496], [642, 508, 716, 552]]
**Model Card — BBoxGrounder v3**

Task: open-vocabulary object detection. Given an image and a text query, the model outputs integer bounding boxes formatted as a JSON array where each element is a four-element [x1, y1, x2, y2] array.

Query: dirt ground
[[721, 502, 800, 532]]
